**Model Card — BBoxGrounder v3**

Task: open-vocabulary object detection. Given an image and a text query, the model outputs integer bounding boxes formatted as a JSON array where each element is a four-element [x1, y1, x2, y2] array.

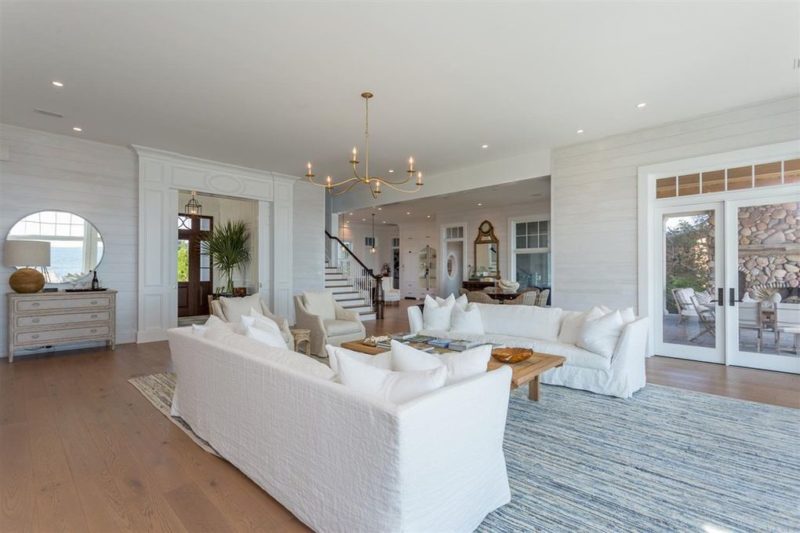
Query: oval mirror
[[447, 253, 455, 277], [6, 211, 104, 283]]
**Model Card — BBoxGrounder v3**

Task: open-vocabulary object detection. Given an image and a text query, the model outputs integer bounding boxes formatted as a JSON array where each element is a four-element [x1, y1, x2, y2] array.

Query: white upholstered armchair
[[294, 291, 366, 357]]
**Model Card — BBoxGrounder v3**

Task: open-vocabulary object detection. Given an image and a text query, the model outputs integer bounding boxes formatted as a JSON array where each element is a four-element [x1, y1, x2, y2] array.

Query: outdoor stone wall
[[738, 202, 800, 289]]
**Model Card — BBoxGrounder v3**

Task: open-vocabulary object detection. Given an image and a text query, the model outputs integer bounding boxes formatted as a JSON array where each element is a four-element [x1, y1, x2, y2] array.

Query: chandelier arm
[[352, 162, 363, 181], [375, 181, 423, 194], [373, 175, 413, 186], [307, 175, 362, 188], [328, 179, 364, 196]]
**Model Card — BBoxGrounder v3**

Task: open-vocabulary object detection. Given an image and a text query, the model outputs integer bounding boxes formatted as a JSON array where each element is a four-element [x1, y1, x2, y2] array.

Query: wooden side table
[[290, 328, 311, 355]]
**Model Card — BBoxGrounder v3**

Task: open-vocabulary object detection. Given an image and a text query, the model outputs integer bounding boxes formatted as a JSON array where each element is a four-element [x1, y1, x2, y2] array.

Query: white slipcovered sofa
[[408, 302, 648, 398], [168, 326, 513, 532]]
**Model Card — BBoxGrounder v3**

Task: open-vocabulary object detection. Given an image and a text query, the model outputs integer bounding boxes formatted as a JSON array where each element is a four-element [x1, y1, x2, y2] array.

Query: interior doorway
[[177, 213, 213, 317], [442, 224, 466, 298]]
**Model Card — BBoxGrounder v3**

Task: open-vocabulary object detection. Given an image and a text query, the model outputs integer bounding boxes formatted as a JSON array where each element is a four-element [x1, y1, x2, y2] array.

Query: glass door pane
[[656, 205, 724, 363], [728, 199, 800, 373]]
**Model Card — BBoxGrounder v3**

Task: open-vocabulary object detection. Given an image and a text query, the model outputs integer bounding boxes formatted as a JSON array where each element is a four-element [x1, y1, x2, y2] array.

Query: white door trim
[[134, 145, 299, 342]]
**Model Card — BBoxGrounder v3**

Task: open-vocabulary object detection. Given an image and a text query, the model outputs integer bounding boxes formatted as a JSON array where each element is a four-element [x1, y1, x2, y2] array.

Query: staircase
[[325, 264, 377, 321]]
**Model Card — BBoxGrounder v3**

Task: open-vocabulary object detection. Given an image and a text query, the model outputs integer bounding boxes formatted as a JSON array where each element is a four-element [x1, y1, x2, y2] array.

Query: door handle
[[717, 288, 723, 307], [729, 288, 736, 307]]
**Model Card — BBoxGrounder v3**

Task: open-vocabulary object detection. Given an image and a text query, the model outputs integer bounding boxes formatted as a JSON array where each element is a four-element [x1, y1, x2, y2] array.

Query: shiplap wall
[[292, 181, 325, 307], [551, 96, 800, 312], [0, 124, 138, 354]]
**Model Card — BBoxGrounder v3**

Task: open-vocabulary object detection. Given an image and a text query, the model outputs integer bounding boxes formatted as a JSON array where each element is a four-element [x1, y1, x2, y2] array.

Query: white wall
[[551, 96, 800, 312], [293, 181, 325, 299], [0, 124, 138, 353], [177, 191, 259, 292]]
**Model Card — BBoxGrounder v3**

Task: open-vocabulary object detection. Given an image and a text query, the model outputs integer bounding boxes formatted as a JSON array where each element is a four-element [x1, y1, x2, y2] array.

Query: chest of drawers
[[7, 290, 116, 362]]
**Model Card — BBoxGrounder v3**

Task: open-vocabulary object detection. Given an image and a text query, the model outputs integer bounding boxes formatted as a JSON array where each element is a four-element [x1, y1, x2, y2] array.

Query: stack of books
[[448, 339, 482, 352]]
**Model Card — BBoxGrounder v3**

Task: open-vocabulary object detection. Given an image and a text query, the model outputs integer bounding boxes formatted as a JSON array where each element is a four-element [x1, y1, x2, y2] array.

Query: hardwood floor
[[1, 300, 797, 531]]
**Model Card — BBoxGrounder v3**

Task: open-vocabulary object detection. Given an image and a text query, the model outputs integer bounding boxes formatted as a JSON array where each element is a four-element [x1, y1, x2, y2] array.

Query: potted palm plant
[[202, 220, 251, 295]]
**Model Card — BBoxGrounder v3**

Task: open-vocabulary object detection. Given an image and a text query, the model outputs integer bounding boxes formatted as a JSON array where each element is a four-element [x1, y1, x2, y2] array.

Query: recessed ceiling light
[[388, 169, 395, 173], [52, 81, 64, 87], [477, 202, 483, 207], [576, 129, 584, 134], [72, 127, 82, 132], [426, 215, 431, 218], [481, 144, 489, 149], [377, 207, 382, 211], [636, 102, 647, 109], [349, 212, 353, 215], [406, 211, 411, 215], [382, 220, 386, 223]]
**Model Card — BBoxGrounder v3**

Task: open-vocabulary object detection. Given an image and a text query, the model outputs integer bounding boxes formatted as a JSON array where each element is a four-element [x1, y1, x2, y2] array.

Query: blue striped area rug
[[479, 384, 800, 532]]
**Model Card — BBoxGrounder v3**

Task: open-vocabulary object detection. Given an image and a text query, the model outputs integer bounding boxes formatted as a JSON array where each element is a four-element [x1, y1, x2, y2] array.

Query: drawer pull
[[32, 334, 40, 339], [32, 318, 40, 324], [32, 302, 40, 307], [91, 314, 98, 319], [90, 300, 98, 305], [90, 329, 97, 333]]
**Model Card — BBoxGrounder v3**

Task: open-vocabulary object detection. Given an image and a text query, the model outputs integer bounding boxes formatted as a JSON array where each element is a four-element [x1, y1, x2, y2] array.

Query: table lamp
[[4, 240, 51, 293]]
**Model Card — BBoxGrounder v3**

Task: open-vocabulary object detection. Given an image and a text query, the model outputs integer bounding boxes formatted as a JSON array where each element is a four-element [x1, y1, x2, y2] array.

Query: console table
[[6, 290, 116, 362]]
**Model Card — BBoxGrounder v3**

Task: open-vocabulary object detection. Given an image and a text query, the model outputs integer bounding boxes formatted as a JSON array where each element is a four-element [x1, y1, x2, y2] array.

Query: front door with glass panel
[[656, 204, 725, 363], [177, 214, 213, 317], [726, 197, 800, 373]]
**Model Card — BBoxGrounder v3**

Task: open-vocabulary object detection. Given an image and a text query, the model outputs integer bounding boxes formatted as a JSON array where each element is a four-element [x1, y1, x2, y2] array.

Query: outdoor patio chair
[[775, 303, 800, 355], [689, 295, 716, 342], [672, 288, 698, 323], [738, 301, 763, 352]]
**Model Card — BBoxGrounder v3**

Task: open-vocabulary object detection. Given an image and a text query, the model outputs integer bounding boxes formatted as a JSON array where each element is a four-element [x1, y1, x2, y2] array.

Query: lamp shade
[[3, 240, 51, 267]]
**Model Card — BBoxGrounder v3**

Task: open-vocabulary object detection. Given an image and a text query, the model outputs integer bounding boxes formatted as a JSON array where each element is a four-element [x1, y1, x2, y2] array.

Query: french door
[[656, 196, 800, 373], [177, 214, 213, 317]]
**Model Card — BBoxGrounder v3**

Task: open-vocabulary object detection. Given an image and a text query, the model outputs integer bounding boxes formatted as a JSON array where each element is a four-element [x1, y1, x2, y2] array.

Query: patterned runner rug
[[130, 373, 800, 531]]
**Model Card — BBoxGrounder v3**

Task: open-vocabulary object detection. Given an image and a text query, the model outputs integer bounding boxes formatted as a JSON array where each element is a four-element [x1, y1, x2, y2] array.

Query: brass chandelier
[[305, 92, 423, 198]]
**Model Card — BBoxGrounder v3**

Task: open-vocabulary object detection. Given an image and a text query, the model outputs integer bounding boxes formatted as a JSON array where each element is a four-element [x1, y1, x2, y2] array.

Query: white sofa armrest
[[610, 317, 649, 395], [408, 305, 423, 334], [335, 303, 362, 323], [396, 366, 513, 531]]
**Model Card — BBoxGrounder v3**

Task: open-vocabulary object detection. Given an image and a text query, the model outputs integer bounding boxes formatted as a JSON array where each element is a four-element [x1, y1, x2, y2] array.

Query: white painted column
[[273, 177, 294, 322]]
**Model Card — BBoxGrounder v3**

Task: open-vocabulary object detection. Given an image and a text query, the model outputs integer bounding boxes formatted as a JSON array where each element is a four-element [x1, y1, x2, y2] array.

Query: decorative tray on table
[[491, 347, 534, 364]]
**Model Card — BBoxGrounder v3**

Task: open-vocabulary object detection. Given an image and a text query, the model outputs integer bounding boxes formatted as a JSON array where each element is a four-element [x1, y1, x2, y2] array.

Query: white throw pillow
[[391, 340, 490, 384], [303, 291, 336, 320], [423, 294, 455, 331], [450, 303, 485, 335], [437, 293, 467, 310], [191, 324, 207, 336], [244, 314, 288, 350], [335, 348, 447, 404], [557, 306, 605, 345], [620, 307, 637, 324], [219, 294, 262, 324], [528, 306, 564, 342], [327, 344, 392, 375], [577, 310, 625, 359], [204, 316, 237, 343]]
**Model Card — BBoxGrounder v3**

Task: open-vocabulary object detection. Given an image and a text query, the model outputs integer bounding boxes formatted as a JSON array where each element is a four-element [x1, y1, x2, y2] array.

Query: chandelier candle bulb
[[408, 157, 415, 172], [416, 171, 423, 186]]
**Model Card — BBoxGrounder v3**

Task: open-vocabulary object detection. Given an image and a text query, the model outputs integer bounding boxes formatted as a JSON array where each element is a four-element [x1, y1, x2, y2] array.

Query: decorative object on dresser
[[4, 240, 51, 293], [6, 290, 116, 362]]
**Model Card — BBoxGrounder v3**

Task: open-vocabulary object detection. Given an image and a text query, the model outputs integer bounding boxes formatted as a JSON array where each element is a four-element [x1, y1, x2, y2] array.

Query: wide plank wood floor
[[1, 300, 797, 532]]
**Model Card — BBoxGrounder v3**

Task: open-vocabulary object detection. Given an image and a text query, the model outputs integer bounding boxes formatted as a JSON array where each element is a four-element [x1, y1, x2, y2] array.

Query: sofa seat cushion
[[529, 340, 612, 371], [324, 319, 364, 336], [417, 330, 611, 371]]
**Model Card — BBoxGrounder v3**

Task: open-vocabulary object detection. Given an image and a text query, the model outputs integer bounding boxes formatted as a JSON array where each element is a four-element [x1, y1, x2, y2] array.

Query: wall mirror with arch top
[[473, 220, 499, 278]]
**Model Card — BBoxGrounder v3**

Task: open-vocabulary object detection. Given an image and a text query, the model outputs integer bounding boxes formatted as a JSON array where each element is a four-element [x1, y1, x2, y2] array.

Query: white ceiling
[[1, 2, 797, 179], [342, 176, 550, 225]]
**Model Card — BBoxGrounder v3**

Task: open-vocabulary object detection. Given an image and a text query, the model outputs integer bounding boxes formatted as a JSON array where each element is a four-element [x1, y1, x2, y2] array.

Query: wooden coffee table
[[339, 340, 566, 401]]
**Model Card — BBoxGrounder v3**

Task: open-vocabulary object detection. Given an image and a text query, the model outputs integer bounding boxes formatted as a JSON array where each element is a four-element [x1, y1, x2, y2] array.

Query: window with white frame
[[511, 218, 550, 288]]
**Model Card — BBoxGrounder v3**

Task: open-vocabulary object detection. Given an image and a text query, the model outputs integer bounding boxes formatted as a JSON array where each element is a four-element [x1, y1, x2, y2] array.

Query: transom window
[[516, 220, 548, 249]]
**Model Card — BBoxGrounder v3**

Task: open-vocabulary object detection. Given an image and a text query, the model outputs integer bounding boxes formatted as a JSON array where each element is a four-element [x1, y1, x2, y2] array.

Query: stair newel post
[[375, 274, 384, 319]]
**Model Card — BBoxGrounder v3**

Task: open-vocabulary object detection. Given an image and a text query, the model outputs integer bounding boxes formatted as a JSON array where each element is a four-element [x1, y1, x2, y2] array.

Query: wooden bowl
[[492, 347, 533, 364]]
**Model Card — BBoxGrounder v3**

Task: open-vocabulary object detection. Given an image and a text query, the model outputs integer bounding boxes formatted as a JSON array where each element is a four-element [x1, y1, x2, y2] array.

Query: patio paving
[[662, 313, 797, 356]]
